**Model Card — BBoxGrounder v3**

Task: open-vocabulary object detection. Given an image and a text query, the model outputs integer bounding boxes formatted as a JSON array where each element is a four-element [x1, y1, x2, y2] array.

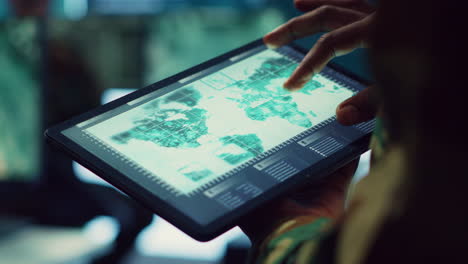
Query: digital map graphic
[[86, 49, 354, 194]]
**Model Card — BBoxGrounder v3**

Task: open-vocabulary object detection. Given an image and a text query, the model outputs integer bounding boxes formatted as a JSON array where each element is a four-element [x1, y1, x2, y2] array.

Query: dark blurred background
[[0, 0, 370, 263]]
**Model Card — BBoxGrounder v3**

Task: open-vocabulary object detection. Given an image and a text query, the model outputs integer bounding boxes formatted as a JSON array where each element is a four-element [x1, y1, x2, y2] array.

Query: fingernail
[[283, 78, 297, 90], [337, 104, 359, 123], [285, 73, 313, 90], [264, 25, 284, 49], [263, 33, 279, 49], [337, 101, 347, 109], [283, 80, 304, 91], [337, 99, 351, 110], [265, 42, 279, 49]]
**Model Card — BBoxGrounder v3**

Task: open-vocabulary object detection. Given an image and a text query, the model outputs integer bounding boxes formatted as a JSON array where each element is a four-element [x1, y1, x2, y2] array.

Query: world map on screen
[[86, 49, 354, 194]]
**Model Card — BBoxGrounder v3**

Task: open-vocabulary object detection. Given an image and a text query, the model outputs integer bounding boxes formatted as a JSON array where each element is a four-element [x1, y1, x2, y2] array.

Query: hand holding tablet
[[239, 158, 358, 243], [46, 39, 374, 241]]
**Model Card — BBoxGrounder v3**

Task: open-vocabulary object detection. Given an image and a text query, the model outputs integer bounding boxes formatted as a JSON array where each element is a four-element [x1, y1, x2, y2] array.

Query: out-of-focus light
[[101, 88, 136, 104], [354, 150, 371, 183], [64, 0, 88, 20], [0, 3, 9, 18], [136, 217, 250, 262], [73, 161, 111, 186], [83, 216, 119, 246]]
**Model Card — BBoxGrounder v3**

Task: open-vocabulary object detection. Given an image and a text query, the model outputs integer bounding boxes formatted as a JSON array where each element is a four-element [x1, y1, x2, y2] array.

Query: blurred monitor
[[0, 3, 8, 18], [0, 19, 41, 185]]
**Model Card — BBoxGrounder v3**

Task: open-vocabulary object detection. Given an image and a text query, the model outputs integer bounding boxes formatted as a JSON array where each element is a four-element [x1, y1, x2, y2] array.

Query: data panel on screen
[[83, 48, 354, 195]]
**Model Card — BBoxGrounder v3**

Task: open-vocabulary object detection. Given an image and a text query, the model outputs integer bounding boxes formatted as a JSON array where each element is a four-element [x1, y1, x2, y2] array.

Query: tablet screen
[[62, 45, 373, 225]]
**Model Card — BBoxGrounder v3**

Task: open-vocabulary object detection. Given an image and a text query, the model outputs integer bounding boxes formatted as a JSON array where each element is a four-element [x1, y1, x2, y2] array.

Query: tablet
[[45, 39, 374, 241]]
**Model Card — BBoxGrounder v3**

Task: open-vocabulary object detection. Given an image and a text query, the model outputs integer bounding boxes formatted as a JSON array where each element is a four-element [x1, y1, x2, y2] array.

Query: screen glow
[[85, 49, 354, 195]]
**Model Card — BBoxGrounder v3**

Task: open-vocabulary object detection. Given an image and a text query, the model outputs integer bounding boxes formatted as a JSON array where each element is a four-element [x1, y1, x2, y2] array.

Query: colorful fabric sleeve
[[251, 217, 333, 264], [252, 116, 389, 264]]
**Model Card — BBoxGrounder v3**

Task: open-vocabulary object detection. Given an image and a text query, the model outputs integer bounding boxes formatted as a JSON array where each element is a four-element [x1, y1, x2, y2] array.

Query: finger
[[294, 0, 375, 13], [284, 14, 373, 90], [336, 86, 376, 125], [263, 5, 366, 49]]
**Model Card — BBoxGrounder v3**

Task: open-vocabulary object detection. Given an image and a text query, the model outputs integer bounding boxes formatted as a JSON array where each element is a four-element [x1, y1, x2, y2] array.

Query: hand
[[264, 0, 375, 90], [239, 159, 358, 243], [264, 0, 377, 126]]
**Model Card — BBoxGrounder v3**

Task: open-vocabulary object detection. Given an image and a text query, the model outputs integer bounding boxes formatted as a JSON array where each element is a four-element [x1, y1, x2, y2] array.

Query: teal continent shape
[[163, 86, 202, 107], [180, 168, 213, 182], [111, 87, 208, 148], [256, 58, 324, 94], [221, 57, 315, 128], [217, 134, 264, 165]]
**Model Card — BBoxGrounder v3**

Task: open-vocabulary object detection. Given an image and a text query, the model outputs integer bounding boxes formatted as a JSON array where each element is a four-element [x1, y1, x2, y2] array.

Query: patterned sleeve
[[251, 116, 389, 264], [250, 217, 333, 264]]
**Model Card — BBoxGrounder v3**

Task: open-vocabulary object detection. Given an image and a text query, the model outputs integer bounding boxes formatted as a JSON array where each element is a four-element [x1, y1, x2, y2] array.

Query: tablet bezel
[[45, 39, 371, 241]]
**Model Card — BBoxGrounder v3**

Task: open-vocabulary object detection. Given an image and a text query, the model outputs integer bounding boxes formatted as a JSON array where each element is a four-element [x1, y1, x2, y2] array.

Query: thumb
[[336, 86, 377, 126]]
